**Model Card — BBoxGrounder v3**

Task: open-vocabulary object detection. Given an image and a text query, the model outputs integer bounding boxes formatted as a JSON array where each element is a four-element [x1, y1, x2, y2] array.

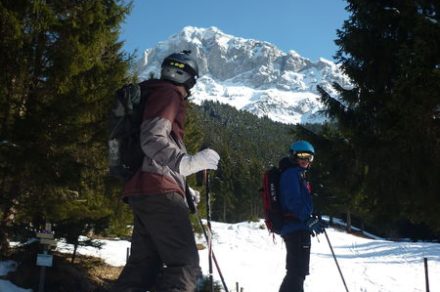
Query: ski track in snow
[[11, 219, 438, 292], [196, 221, 439, 292]]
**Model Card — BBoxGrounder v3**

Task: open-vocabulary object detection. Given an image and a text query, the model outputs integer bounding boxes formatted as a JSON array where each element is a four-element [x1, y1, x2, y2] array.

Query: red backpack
[[261, 166, 285, 235]]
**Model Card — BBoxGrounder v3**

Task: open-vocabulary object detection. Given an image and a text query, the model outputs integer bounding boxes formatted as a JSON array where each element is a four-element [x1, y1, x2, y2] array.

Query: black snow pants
[[112, 192, 201, 292], [279, 230, 311, 292]]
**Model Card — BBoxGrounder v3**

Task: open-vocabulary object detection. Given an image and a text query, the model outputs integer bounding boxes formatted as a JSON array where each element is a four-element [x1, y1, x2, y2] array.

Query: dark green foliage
[[318, 0, 440, 237], [54, 214, 109, 263], [293, 123, 371, 230], [0, 0, 132, 254], [193, 101, 296, 222]]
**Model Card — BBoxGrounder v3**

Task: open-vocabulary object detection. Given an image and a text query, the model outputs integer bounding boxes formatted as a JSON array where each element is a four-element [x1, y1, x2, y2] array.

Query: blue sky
[[119, 0, 349, 62]]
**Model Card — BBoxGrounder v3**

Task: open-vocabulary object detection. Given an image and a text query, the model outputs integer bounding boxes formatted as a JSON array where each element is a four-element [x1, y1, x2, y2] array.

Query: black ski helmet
[[161, 50, 199, 92]]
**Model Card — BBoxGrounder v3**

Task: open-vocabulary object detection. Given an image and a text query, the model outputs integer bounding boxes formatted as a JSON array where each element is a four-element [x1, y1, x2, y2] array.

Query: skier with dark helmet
[[112, 51, 220, 292], [278, 140, 325, 292]]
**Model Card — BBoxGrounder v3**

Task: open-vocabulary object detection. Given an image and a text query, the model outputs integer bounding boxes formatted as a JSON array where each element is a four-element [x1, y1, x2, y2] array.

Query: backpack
[[261, 166, 285, 234], [108, 82, 148, 181], [261, 158, 298, 235]]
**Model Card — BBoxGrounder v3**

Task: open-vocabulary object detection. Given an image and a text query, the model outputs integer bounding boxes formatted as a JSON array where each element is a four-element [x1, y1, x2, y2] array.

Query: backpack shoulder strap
[[135, 81, 152, 120], [278, 156, 297, 173], [117, 83, 142, 114]]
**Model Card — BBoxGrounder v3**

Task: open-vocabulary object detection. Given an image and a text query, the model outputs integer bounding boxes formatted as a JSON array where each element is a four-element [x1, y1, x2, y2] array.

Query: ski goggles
[[296, 152, 314, 162]]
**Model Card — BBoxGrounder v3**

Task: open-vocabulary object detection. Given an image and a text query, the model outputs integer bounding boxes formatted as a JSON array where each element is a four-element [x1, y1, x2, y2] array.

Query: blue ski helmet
[[290, 140, 315, 155]]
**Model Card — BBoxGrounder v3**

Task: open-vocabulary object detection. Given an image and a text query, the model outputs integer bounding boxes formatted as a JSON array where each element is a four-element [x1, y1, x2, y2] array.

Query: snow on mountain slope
[[136, 26, 351, 124]]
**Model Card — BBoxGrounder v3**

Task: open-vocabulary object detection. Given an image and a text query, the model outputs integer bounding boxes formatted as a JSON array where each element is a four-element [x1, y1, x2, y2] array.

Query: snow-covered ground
[[5, 219, 439, 291], [0, 260, 32, 291], [52, 219, 440, 292]]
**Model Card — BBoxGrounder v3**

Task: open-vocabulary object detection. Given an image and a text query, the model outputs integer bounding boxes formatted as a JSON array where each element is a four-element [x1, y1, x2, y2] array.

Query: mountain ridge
[[137, 26, 350, 124]]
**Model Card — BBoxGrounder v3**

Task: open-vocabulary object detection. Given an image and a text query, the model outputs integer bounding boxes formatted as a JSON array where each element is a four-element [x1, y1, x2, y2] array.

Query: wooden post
[[424, 257, 430, 292], [38, 225, 50, 292], [38, 253, 46, 292], [36, 223, 56, 292]]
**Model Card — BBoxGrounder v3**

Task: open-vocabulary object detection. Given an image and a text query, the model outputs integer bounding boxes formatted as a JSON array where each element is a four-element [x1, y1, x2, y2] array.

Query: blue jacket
[[279, 165, 313, 236]]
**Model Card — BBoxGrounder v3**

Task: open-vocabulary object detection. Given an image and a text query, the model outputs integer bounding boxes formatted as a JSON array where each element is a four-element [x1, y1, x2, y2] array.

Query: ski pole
[[205, 169, 214, 292], [196, 213, 229, 292], [323, 229, 349, 292]]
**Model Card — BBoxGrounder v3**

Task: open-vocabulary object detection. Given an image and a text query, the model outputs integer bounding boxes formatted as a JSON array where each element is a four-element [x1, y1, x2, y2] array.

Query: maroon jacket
[[122, 79, 187, 200]]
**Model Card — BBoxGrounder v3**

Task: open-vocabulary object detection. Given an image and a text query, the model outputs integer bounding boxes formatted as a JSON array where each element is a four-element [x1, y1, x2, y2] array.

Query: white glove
[[179, 148, 220, 177], [188, 187, 200, 207]]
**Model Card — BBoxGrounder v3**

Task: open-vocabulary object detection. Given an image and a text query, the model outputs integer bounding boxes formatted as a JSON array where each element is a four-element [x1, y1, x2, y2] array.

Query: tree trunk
[[346, 210, 352, 233], [0, 228, 10, 256], [223, 200, 226, 222], [0, 209, 12, 256], [72, 241, 79, 263]]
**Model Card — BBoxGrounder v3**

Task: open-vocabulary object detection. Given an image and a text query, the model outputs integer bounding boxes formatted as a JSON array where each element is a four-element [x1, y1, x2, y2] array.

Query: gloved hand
[[305, 217, 326, 236], [188, 186, 200, 208], [179, 148, 220, 176]]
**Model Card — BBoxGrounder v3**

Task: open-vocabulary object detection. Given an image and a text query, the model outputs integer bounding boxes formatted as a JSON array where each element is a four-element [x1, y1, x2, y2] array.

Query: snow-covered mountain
[[137, 26, 351, 124]]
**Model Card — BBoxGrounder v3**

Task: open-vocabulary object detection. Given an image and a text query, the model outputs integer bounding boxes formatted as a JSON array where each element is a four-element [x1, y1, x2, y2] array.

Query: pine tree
[[320, 0, 440, 235], [0, 0, 131, 253], [195, 101, 294, 222], [294, 123, 370, 232]]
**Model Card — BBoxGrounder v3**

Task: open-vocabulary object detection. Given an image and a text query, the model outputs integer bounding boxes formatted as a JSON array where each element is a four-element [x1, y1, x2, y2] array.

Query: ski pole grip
[[195, 144, 210, 186], [196, 170, 204, 186]]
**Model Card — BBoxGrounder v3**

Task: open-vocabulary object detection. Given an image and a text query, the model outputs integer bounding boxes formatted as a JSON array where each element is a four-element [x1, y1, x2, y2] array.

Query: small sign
[[40, 238, 57, 246], [36, 253, 53, 267], [36, 232, 54, 239]]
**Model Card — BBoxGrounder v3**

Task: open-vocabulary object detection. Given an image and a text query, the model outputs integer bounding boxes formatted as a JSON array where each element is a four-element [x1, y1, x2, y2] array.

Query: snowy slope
[[136, 26, 351, 124], [54, 220, 440, 292]]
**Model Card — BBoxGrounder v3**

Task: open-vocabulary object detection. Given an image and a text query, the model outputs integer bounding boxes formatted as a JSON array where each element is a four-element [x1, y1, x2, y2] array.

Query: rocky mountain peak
[[137, 26, 351, 124]]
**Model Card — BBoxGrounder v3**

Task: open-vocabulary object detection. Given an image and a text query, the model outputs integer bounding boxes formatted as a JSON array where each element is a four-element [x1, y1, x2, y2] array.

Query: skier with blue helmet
[[278, 140, 325, 292]]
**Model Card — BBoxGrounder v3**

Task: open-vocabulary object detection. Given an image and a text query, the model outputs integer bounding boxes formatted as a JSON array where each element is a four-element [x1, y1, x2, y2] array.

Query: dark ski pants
[[279, 230, 311, 292], [112, 192, 201, 292]]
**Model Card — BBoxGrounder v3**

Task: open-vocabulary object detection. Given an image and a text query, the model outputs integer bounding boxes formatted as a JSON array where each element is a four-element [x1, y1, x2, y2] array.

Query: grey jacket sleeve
[[140, 116, 185, 171]]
